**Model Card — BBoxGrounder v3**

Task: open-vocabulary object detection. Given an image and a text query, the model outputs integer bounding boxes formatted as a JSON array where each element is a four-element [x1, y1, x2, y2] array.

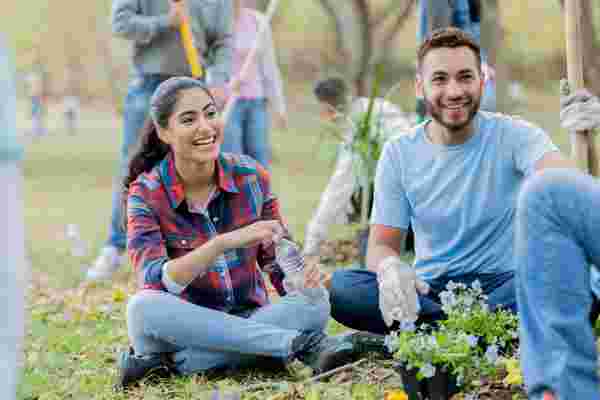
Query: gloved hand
[[377, 256, 430, 328], [560, 84, 600, 132]]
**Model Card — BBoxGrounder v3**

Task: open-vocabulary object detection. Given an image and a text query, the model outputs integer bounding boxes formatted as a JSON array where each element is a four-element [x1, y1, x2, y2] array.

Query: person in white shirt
[[304, 77, 414, 261]]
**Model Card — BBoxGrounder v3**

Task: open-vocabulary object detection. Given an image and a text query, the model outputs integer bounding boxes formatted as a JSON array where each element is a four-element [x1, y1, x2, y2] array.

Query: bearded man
[[327, 27, 575, 334]]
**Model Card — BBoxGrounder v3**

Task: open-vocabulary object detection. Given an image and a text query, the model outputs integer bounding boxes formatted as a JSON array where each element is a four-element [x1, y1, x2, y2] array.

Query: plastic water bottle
[[275, 238, 328, 303]]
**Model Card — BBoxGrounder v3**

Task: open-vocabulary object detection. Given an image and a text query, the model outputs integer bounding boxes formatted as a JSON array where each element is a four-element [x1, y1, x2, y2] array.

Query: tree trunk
[[480, 0, 508, 111], [353, 0, 372, 97]]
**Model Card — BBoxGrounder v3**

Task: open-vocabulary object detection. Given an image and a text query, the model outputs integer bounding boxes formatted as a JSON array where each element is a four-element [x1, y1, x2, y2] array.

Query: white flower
[[440, 291, 457, 308], [465, 393, 479, 400], [456, 373, 464, 387], [420, 363, 436, 378], [466, 335, 478, 347], [485, 344, 499, 364], [428, 336, 438, 347], [399, 320, 416, 332], [446, 280, 458, 291], [471, 280, 482, 291]]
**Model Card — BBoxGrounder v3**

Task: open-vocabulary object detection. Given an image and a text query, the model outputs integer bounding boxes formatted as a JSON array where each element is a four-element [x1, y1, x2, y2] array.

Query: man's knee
[[518, 169, 577, 218]]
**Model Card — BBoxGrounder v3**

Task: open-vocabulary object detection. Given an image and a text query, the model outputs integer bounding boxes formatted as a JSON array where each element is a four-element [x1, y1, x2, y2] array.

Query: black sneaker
[[343, 331, 392, 358], [116, 347, 176, 389], [291, 331, 355, 374]]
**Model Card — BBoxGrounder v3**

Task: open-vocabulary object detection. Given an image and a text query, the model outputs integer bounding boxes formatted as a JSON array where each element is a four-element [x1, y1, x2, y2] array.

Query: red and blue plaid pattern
[[127, 152, 286, 312]]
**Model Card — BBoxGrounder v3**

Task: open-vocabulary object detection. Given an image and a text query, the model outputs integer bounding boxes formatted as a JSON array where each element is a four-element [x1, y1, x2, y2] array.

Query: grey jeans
[[127, 289, 330, 375]]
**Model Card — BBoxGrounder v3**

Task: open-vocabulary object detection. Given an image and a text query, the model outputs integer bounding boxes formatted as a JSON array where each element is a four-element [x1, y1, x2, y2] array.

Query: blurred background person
[[0, 36, 27, 400], [221, 0, 287, 171], [303, 77, 414, 265], [87, 0, 234, 281], [416, 0, 495, 122]]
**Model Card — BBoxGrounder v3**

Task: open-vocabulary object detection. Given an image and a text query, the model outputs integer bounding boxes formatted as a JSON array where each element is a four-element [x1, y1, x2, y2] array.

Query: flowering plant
[[391, 280, 520, 391]]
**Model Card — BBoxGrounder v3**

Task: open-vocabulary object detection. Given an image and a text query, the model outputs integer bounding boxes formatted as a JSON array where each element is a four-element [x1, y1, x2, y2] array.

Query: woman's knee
[[127, 290, 167, 324]]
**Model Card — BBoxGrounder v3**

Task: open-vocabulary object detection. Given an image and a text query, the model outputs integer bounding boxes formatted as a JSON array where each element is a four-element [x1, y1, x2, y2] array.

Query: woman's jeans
[[127, 290, 330, 375], [107, 75, 170, 251], [222, 98, 271, 170], [0, 163, 26, 400], [516, 169, 600, 400]]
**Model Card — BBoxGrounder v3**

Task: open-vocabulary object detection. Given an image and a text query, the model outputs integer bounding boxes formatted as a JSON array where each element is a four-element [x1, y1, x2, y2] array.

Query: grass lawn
[[17, 78, 583, 399]]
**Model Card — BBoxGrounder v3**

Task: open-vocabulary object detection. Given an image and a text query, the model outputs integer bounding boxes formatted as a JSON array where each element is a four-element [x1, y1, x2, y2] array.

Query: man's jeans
[[516, 169, 600, 400], [329, 268, 515, 334], [0, 163, 26, 400], [107, 75, 170, 251], [222, 98, 271, 171], [127, 290, 330, 374]]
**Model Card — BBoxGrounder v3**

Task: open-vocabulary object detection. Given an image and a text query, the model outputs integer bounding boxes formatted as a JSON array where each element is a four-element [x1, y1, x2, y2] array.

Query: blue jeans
[[127, 290, 330, 374], [516, 169, 600, 400], [329, 268, 515, 334], [222, 98, 271, 170], [107, 75, 171, 251]]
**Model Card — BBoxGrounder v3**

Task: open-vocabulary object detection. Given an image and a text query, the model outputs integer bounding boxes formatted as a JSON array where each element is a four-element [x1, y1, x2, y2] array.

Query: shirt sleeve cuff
[[161, 261, 187, 294]]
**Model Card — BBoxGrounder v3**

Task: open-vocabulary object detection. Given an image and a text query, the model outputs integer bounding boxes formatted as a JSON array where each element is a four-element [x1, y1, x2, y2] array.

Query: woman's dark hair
[[121, 77, 215, 228]]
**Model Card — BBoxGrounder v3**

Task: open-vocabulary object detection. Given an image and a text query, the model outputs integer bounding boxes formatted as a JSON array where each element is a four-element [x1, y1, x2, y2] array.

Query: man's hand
[[168, 0, 185, 28], [560, 87, 600, 132], [377, 256, 430, 327]]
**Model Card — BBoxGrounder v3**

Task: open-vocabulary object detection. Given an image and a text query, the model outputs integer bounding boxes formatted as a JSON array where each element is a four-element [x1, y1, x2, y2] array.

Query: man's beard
[[424, 94, 481, 133]]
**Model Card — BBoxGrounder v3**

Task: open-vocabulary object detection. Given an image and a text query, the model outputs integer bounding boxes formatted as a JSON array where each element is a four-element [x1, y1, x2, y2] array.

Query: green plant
[[391, 281, 520, 391]]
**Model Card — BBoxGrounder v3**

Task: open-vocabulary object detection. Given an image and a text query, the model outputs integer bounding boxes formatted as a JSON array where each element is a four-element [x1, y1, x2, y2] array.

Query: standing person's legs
[[88, 75, 163, 280], [329, 269, 444, 334], [221, 100, 245, 155], [516, 169, 600, 400], [126, 290, 330, 375], [0, 163, 26, 400], [243, 98, 271, 171]]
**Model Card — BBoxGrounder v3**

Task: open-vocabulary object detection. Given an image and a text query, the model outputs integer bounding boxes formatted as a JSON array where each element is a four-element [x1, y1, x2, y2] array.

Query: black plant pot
[[394, 363, 459, 400]]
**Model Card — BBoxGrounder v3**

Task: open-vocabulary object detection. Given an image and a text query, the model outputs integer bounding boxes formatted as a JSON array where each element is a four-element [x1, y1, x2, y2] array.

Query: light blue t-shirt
[[0, 38, 22, 164], [371, 111, 558, 282]]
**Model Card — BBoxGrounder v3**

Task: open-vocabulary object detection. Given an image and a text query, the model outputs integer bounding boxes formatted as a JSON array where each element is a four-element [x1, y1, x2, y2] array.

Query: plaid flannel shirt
[[127, 152, 286, 312]]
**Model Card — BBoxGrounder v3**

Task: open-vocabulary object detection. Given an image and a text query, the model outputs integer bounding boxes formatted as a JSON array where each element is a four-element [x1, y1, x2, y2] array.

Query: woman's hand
[[303, 263, 325, 289], [219, 220, 283, 251]]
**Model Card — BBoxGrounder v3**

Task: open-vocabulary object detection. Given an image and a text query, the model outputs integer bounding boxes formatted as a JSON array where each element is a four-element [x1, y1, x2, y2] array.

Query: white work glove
[[560, 87, 600, 133], [377, 256, 430, 328]]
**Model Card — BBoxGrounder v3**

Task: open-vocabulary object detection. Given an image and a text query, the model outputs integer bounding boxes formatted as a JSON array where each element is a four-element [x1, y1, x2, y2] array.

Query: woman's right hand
[[219, 220, 284, 251]]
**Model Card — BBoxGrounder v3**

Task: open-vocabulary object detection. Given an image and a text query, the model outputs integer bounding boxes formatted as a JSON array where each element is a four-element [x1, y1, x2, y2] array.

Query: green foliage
[[391, 281, 520, 391], [350, 63, 385, 187]]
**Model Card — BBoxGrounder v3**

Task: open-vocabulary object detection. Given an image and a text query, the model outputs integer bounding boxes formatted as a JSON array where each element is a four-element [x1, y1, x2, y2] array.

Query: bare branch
[[317, 0, 347, 54], [380, 0, 416, 50], [370, 0, 410, 27], [353, 0, 373, 96]]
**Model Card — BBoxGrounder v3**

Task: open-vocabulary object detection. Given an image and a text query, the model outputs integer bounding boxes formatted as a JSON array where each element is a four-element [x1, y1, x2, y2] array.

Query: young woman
[[221, 0, 287, 170], [117, 77, 384, 388]]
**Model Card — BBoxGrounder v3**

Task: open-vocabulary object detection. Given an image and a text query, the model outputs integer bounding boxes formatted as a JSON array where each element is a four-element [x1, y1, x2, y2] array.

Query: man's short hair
[[417, 27, 482, 72], [313, 77, 349, 111]]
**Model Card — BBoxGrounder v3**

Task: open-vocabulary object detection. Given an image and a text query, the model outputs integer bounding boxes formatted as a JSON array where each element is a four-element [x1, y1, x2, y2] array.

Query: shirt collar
[[159, 153, 240, 210]]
